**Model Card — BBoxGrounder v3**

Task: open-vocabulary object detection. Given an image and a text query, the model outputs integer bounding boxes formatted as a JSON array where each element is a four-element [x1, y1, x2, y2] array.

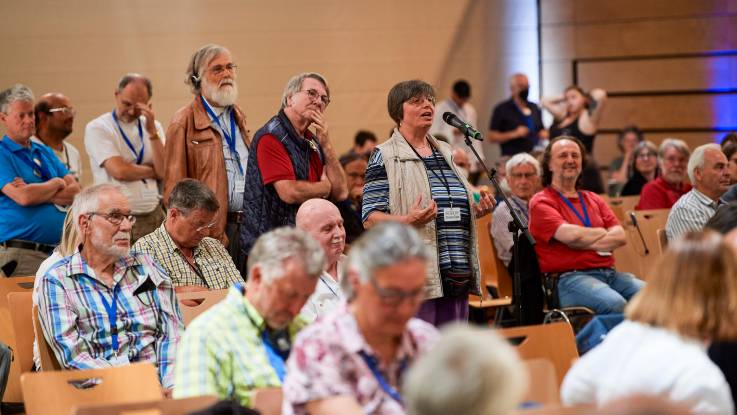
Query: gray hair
[[70, 184, 125, 233], [404, 324, 527, 415], [247, 227, 325, 284], [280, 72, 330, 109], [387, 80, 435, 125], [168, 179, 219, 214], [688, 143, 721, 183], [340, 222, 430, 300], [0, 84, 35, 113], [658, 138, 690, 161], [117, 73, 152, 98], [505, 152, 541, 177], [185, 44, 230, 94]]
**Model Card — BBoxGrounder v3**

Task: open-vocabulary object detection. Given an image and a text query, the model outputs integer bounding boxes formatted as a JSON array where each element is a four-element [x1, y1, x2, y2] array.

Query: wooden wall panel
[[599, 95, 737, 130]]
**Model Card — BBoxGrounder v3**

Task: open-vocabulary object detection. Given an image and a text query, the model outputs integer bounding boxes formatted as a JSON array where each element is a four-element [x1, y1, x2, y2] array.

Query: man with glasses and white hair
[[164, 44, 250, 266], [666, 143, 730, 240], [133, 178, 243, 291], [37, 184, 183, 391], [636, 138, 691, 210], [283, 222, 438, 415], [174, 226, 324, 407], [32, 92, 83, 182], [240, 72, 347, 261], [0, 84, 80, 276]]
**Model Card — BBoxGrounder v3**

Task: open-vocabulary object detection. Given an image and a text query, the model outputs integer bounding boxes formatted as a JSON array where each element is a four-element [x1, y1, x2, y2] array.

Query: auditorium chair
[[469, 215, 513, 324], [33, 305, 62, 371], [522, 358, 559, 405], [176, 288, 228, 327], [73, 395, 218, 415], [0, 276, 36, 403], [7, 292, 34, 374], [601, 195, 640, 222]]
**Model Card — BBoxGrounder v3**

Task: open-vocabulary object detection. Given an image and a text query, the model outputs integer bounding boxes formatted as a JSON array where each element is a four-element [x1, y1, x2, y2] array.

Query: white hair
[[404, 324, 528, 415], [280, 72, 329, 109], [70, 184, 125, 233], [658, 138, 690, 161], [506, 152, 541, 176], [246, 227, 325, 284], [688, 143, 721, 183], [0, 84, 34, 113]]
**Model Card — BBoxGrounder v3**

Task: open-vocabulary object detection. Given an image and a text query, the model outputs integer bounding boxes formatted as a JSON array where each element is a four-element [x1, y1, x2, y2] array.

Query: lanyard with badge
[[96, 283, 124, 360], [405, 139, 461, 223], [241, 286, 290, 382], [111, 110, 145, 165], [358, 350, 407, 406], [1, 139, 53, 180], [200, 95, 243, 175], [556, 191, 611, 256]]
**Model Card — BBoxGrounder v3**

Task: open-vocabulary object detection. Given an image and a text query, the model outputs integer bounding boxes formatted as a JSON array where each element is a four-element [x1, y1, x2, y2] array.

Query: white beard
[[91, 227, 130, 258], [202, 78, 238, 107]]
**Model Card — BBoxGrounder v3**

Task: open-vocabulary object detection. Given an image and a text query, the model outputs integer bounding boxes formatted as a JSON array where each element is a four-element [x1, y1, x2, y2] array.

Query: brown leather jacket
[[163, 96, 250, 244]]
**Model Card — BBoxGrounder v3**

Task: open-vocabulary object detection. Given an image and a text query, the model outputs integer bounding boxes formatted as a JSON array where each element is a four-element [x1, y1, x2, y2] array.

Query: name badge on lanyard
[[200, 95, 243, 175], [111, 110, 145, 165], [443, 207, 461, 222]]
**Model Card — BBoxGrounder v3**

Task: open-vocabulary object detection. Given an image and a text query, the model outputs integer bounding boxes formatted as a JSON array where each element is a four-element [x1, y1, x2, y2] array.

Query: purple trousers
[[416, 296, 469, 327]]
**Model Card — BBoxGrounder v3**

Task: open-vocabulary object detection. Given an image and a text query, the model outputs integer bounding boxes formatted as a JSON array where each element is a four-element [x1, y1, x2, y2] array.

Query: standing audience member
[[491, 153, 540, 267], [0, 84, 79, 276], [620, 140, 658, 196], [362, 80, 494, 326], [404, 324, 527, 415], [37, 184, 182, 390], [240, 72, 347, 259], [283, 222, 438, 415], [133, 179, 242, 291], [666, 143, 730, 241], [529, 136, 644, 314], [636, 138, 691, 210], [341, 130, 377, 158], [174, 227, 324, 407], [488, 73, 547, 156], [608, 126, 643, 196], [33, 93, 83, 182], [295, 198, 346, 321], [561, 231, 736, 414], [164, 44, 250, 264], [336, 152, 367, 244], [84, 73, 166, 242]]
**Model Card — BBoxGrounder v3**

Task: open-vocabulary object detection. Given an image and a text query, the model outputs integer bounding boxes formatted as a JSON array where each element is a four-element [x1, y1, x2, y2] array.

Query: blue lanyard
[[199, 95, 242, 175], [358, 350, 405, 406], [97, 283, 122, 353], [320, 275, 339, 297], [111, 110, 145, 165], [261, 332, 287, 382], [0, 139, 53, 181], [557, 191, 591, 227]]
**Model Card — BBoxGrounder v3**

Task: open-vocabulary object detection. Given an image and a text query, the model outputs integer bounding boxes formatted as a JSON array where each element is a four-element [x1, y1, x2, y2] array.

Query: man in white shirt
[[295, 198, 346, 321], [84, 73, 166, 242], [32, 93, 83, 182]]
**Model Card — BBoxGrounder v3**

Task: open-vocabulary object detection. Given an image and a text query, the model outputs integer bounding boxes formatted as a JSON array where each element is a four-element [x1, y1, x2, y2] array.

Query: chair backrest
[[497, 322, 578, 386], [33, 305, 62, 371], [619, 209, 670, 280], [252, 387, 283, 415], [523, 358, 559, 405], [656, 228, 668, 254], [176, 289, 228, 327], [605, 195, 640, 222], [72, 395, 219, 415], [473, 215, 513, 301], [0, 276, 36, 402], [7, 291, 34, 373], [21, 362, 163, 415]]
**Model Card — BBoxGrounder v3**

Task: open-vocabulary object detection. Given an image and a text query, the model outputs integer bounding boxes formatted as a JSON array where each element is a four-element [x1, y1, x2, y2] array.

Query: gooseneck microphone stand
[[462, 134, 535, 326]]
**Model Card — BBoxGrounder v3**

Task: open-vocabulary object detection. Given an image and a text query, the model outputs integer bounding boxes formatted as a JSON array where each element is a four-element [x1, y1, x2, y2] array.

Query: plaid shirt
[[37, 249, 183, 388], [173, 284, 307, 407], [133, 223, 243, 289]]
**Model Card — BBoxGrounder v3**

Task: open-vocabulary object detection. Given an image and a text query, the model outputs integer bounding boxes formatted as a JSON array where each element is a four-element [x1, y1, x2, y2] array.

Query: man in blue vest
[[0, 84, 79, 276], [240, 73, 347, 263]]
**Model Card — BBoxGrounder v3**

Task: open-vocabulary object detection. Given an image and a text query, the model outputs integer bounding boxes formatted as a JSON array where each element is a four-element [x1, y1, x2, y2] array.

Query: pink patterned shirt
[[283, 304, 438, 415]]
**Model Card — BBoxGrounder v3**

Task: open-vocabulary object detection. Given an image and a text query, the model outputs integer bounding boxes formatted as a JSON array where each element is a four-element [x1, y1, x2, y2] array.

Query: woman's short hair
[[629, 140, 658, 175], [387, 80, 435, 126], [540, 135, 588, 188], [626, 230, 737, 342]]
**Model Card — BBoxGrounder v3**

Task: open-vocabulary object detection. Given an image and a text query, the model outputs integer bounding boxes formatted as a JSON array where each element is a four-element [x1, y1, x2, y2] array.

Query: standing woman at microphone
[[362, 79, 495, 327]]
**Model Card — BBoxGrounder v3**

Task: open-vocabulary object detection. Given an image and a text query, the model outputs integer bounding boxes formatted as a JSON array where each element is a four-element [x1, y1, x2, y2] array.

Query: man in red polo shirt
[[529, 136, 645, 314], [637, 138, 691, 210]]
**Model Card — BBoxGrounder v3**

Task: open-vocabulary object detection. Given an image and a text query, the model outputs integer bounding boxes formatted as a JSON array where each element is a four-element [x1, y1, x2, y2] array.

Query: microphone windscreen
[[442, 112, 455, 123]]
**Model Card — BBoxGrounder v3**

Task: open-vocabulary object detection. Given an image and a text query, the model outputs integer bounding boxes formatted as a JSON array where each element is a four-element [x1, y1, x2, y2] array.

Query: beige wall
[[0, 0, 540, 187]]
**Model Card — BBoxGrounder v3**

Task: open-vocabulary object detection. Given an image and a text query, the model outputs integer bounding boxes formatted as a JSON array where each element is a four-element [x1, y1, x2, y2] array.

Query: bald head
[[34, 92, 74, 139], [296, 199, 345, 267]]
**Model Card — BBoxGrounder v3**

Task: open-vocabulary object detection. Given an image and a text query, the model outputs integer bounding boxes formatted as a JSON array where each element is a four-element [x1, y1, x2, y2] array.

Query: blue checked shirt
[[37, 249, 183, 388]]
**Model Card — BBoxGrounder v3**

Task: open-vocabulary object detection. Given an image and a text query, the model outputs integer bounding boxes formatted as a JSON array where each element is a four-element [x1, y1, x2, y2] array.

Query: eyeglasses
[[510, 172, 537, 179], [48, 107, 76, 116], [300, 89, 331, 107], [208, 63, 238, 76], [88, 212, 136, 226], [194, 220, 217, 233], [370, 278, 424, 307], [407, 95, 436, 106]]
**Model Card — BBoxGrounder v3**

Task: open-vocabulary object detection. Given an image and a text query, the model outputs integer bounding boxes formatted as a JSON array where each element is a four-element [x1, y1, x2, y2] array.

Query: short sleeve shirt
[[256, 134, 323, 185], [489, 99, 544, 156]]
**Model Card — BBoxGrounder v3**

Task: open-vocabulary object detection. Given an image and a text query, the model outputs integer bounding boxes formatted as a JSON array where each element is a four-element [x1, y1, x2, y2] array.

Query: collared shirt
[[300, 257, 346, 323], [491, 194, 530, 267], [173, 285, 307, 407], [283, 304, 438, 415], [132, 223, 243, 289], [37, 249, 183, 388], [31, 135, 83, 182], [636, 176, 691, 210], [201, 97, 249, 212], [666, 188, 720, 241]]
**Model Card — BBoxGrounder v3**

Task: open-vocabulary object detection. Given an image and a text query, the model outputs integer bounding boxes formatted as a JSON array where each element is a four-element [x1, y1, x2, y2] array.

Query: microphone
[[442, 112, 483, 140], [629, 212, 650, 255]]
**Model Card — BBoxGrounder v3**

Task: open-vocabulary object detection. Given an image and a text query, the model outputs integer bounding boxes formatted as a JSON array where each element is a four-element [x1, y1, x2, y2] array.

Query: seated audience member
[[85, 73, 166, 243], [491, 153, 540, 267], [133, 178, 243, 290], [404, 324, 526, 415], [283, 222, 438, 415], [0, 84, 80, 276], [33, 93, 83, 182], [295, 198, 346, 321], [720, 142, 737, 203], [342, 130, 378, 158], [721, 132, 737, 149], [636, 138, 691, 210], [608, 125, 643, 196], [336, 152, 367, 244], [561, 231, 737, 414], [529, 136, 644, 314], [666, 143, 730, 241], [620, 140, 658, 196], [174, 227, 324, 406], [37, 184, 182, 389]]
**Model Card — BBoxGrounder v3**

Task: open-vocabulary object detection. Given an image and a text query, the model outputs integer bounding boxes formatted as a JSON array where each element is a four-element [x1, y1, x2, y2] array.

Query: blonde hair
[[626, 231, 737, 342], [57, 210, 79, 256]]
